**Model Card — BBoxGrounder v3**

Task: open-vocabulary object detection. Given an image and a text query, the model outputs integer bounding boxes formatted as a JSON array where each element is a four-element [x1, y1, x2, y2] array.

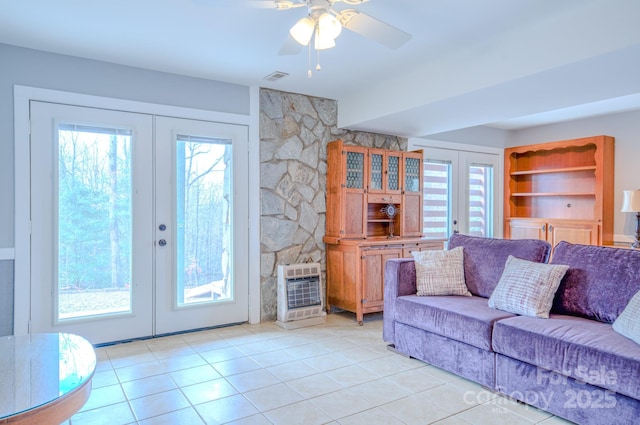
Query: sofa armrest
[[383, 258, 417, 344]]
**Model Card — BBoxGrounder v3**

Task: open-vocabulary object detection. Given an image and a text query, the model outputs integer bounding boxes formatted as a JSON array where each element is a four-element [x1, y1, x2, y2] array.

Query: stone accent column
[[259, 88, 406, 321]]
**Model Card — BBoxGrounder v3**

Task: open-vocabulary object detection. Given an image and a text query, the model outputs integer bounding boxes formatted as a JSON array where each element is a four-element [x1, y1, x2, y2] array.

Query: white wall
[[508, 109, 640, 243]]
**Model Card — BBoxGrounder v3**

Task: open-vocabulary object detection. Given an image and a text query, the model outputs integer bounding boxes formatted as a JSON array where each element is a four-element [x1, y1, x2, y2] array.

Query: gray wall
[[0, 261, 13, 335], [0, 43, 251, 335]]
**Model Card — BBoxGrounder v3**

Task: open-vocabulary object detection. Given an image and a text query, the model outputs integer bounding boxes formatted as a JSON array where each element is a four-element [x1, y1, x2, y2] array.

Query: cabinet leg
[[358, 321, 363, 326]]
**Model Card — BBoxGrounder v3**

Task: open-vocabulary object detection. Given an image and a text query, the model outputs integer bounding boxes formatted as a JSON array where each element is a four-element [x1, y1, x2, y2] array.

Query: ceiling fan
[[260, 0, 412, 52], [205, 0, 412, 76]]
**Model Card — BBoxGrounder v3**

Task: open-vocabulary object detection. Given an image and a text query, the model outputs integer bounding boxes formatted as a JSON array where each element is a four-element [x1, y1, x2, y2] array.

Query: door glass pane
[[176, 135, 232, 306], [423, 160, 452, 239], [468, 164, 494, 237], [346, 151, 364, 189], [388, 155, 400, 191], [370, 153, 383, 190], [57, 124, 132, 320]]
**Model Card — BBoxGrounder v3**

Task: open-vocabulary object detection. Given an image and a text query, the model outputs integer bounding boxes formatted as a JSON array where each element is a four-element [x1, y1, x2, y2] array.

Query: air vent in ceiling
[[263, 71, 289, 82]]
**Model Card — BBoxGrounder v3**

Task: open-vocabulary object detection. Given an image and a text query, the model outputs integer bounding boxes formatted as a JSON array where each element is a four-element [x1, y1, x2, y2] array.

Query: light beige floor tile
[[338, 407, 407, 425], [121, 374, 177, 400], [264, 400, 333, 425], [267, 358, 320, 381], [110, 351, 157, 369], [235, 339, 281, 355], [195, 394, 259, 423], [226, 368, 281, 392], [386, 368, 446, 393], [382, 394, 452, 425], [200, 345, 247, 363], [187, 337, 231, 353], [181, 377, 239, 405], [243, 382, 305, 411], [359, 353, 423, 377], [433, 416, 474, 425], [454, 403, 536, 425], [115, 360, 164, 383], [128, 389, 190, 421], [169, 364, 222, 387], [324, 364, 380, 387], [285, 372, 343, 399], [417, 382, 485, 416], [285, 342, 330, 359], [335, 346, 388, 363], [313, 336, 358, 352], [213, 356, 262, 376], [250, 348, 297, 368], [138, 406, 205, 425], [91, 369, 119, 389], [351, 377, 412, 405], [225, 413, 274, 425], [150, 344, 197, 360], [79, 383, 127, 412], [302, 352, 354, 372], [158, 352, 207, 373], [268, 335, 312, 350], [71, 401, 136, 425], [310, 387, 375, 419]]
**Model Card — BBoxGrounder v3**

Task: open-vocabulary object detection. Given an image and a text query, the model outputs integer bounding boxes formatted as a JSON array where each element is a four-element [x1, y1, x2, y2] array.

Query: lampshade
[[621, 190, 640, 212], [290, 16, 315, 46], [314, 28, 336, 50], [317, 13, 342, 40]]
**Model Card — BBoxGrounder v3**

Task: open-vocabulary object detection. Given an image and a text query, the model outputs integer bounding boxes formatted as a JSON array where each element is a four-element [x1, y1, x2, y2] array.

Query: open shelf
[[510, 165, 597, 176], [511, 192, 596, 197]]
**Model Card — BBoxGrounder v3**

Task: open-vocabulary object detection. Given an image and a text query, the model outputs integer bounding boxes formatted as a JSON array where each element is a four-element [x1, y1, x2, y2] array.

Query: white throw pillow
[[488, 255, 569, 318], [413, 246, 471, 296], [613, 290, 640, 345]]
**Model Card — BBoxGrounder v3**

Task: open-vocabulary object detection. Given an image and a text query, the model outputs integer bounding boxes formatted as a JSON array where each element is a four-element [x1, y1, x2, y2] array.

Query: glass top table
[[0, 333, 96, 424]]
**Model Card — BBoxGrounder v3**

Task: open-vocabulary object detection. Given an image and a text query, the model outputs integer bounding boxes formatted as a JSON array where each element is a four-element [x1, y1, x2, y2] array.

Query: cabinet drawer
[[368, 194, 401, 204]]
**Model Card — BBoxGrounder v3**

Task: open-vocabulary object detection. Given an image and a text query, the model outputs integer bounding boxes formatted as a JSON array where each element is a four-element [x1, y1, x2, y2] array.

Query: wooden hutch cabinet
[[324, 139, 444, 324], [504, 135, 614, 246]]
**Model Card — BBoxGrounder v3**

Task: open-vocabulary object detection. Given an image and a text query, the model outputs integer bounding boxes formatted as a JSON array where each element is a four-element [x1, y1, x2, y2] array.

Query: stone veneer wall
[[259, 88, 407, 321]]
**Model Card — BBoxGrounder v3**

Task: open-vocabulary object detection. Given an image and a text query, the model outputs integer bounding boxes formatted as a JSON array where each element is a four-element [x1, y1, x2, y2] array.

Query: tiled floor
[[69, 312, 574, 425]]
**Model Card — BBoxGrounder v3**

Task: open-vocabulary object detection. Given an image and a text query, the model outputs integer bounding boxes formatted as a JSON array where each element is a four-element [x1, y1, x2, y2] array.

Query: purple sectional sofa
[[383, 234, 640, 425]]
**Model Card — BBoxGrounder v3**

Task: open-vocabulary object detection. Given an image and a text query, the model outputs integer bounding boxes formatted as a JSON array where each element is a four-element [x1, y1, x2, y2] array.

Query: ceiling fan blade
[[337, 9, 412, 49], [278, 34, 305, 55], [194, 0, 305, 9]]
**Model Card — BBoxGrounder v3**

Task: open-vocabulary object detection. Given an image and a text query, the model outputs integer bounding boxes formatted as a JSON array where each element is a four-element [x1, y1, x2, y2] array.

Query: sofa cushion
[[413, 247, 471, 296], [493, 314, 640, 399], [551, 242, 640, 323], [488, 256, 569, 318], [394, 295, 516, 351], [613, 289, 640, 345], [447, 234, 551, 298]]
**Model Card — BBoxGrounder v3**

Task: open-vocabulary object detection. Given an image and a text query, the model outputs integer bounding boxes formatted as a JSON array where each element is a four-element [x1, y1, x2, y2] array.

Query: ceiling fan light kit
[[269, 0, 411, 77]]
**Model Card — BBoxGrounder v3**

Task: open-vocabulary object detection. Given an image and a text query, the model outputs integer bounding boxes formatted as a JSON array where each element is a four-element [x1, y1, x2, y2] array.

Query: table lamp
[[621, 190, 640, 248]]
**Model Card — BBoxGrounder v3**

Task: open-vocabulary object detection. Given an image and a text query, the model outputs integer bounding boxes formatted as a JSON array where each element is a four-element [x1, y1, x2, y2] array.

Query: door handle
[[158, 239, 167, 247]]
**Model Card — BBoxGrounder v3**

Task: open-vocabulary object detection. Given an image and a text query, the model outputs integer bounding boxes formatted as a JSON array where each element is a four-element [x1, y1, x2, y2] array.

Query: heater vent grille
[[277, 263, 325, 324]]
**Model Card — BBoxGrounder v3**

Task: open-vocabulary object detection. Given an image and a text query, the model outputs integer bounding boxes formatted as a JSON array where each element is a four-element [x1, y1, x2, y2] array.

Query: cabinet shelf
[[511, 192, 596, 197], [510, 165, 596, 176], [504, 135, 614, 246]]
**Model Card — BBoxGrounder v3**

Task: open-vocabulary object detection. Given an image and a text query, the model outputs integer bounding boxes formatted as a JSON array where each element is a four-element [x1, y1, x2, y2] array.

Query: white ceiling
[[1, 0, 640, 136]]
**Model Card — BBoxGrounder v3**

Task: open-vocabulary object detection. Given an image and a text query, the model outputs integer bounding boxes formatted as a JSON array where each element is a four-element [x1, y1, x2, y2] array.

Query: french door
[[29, 102, 248, 344], [417, 146, 500, 239]]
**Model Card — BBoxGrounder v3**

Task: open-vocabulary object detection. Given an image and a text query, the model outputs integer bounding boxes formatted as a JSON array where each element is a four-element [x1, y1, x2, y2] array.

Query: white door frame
[[409, 138, 504, 238], [14, 85, 261, 335]]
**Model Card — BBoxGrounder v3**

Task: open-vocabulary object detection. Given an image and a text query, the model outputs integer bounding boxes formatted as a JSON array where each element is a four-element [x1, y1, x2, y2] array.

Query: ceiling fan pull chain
[[316, 48, 321, 72], [307, 42, 312, 78]]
